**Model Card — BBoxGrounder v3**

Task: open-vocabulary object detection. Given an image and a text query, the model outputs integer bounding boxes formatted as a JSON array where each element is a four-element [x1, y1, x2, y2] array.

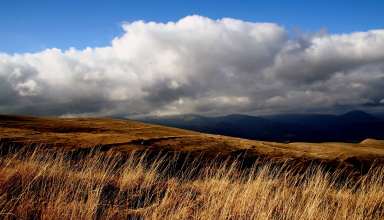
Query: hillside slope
[[1, 115, 384, 164], [1, 115, 384, 219]]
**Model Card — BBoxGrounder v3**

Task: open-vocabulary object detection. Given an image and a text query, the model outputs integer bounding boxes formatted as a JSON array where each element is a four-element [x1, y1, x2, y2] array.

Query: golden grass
[[2, 115, 384, 162], [0, 147, 384, 220]]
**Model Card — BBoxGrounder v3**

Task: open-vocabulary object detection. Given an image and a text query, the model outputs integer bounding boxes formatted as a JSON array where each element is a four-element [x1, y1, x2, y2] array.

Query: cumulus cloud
[[1, 15, 384, 116]]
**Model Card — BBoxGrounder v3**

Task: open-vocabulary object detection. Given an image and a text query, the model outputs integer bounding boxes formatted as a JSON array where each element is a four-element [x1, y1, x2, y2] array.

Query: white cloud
[[0, 15, 384, 116]]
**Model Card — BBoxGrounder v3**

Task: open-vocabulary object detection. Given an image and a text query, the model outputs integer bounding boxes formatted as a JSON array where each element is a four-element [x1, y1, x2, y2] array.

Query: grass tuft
[[0, 147, 384, 219]]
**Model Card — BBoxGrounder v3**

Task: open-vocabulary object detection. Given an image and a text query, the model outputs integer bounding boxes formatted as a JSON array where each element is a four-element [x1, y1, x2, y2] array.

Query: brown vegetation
[[1, 115, 384, 163], [1, 115, 384, 219], [0, 147, 383, 219]]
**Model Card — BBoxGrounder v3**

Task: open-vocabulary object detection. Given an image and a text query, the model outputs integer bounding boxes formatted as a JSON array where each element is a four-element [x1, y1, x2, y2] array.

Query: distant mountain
[[372, 112, 384, 120], [139, 111, 384, 143], [339, 110, 378, 122]]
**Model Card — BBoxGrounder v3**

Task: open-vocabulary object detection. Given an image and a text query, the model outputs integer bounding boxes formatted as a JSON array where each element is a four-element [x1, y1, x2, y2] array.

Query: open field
[[1, 115, 384, 219], [1, 115, 384, 163], [1, 148, 384, 219]]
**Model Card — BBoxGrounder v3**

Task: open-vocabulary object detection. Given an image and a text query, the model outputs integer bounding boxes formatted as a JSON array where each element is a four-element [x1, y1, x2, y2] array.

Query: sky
[[1, 0, 384, 53], [0, 1, 384, 117]]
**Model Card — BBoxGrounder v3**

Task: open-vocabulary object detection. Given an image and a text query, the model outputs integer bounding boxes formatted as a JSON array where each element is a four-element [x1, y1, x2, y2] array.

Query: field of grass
[[1, 147, 384, 219], [1, 115, 384, 219], [1, 115, 384, 163]]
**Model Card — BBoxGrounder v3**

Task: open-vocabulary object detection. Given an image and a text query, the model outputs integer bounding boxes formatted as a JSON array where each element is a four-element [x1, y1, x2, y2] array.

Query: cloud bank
[[1, 15, 384, 117]]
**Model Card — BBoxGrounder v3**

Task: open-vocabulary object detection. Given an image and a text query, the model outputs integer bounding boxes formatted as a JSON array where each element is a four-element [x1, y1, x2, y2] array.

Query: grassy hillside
[[1, 115, 384, 219], [1, 115, 384, 162], [1, 148, 384, 219]]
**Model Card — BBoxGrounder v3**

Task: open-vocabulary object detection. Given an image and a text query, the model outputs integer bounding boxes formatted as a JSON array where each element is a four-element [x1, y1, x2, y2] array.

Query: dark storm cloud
[[0, 15, 384, 116]]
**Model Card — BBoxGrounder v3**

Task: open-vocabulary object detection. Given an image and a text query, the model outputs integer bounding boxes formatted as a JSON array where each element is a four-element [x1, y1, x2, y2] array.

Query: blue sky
[[1, 0, 383, 53]]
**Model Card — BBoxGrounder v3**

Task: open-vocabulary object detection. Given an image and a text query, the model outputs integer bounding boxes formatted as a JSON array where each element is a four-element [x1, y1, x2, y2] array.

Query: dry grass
[[0, 146, 384, 220], [2, 115, 384, 162]]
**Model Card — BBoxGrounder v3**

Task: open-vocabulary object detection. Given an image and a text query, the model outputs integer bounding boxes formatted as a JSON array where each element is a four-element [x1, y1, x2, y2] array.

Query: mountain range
[[139, 110, 384, 143]]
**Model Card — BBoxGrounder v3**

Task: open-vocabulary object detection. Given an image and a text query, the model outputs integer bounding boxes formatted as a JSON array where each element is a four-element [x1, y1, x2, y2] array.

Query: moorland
[[1, 115, 384, 219]]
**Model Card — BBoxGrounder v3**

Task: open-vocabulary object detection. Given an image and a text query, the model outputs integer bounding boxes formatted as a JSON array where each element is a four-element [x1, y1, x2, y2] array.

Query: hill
[[1, 115, 384, 219], [141, 111, 384, 142], [1, 115, 384, 169]]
